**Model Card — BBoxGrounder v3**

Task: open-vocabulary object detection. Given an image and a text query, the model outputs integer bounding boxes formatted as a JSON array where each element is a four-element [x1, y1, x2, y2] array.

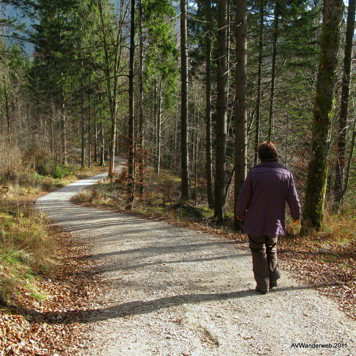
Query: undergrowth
[[0, 162, 106, 307], [0, 207, 55, 305]]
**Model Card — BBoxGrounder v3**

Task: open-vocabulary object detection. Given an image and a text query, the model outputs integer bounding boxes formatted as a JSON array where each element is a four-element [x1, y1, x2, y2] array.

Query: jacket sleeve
[[287, 174, 301, 220], [236, 171, 253, 217]]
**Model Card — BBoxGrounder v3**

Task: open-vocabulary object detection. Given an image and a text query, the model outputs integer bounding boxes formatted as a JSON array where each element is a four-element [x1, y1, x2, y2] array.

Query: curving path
[[36, 161, 355, 356]]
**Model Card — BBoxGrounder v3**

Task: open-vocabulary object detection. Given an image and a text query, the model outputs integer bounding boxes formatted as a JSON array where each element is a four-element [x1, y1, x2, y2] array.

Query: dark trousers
[[248, 235, 281, 291]]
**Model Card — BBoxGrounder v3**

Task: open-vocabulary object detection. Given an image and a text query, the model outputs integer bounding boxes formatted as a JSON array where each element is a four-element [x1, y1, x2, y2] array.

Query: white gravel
[[37, 162, 355, 356]]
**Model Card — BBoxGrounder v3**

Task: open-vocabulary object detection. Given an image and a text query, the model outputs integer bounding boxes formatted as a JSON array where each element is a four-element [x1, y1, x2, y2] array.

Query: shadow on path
[[11, 283, 337, 326], [81, 253, 250, 276], [80, 240, 242, 261]]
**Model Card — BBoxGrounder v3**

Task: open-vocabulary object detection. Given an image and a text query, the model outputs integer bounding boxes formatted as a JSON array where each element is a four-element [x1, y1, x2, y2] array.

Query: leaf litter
[[0, 225, 106, 355]]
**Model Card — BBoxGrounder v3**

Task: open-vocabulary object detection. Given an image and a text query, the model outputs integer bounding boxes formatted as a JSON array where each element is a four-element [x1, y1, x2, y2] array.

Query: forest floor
[[0, 161, 355, 355]]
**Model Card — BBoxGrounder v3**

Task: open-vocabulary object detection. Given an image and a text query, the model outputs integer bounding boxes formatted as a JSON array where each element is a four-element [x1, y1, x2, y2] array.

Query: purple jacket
[[236, 161, 301, 237]]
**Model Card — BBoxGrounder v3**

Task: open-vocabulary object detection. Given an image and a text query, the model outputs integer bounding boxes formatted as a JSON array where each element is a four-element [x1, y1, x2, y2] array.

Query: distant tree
[[143, 0, 178, 176], [302, 0, 343, 232], [94, 0, 127, 178], [31, 0, 81, 165]]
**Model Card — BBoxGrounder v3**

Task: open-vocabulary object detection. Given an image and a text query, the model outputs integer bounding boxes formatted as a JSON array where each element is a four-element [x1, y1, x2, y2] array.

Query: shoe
[[256, 288, 268, 295], [270, 280, 278, 289]]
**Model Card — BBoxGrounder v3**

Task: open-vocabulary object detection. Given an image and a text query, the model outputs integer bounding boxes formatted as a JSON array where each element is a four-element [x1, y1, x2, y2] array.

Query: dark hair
[[258, 141, 278, 162]]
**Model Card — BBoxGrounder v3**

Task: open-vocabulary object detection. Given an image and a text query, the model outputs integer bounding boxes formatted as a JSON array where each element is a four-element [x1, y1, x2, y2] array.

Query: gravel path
[[37, 163, 355, 356]]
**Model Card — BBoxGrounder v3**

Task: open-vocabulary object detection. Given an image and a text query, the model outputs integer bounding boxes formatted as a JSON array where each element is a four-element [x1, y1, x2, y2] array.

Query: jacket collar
[[255, 161, 284, 169]]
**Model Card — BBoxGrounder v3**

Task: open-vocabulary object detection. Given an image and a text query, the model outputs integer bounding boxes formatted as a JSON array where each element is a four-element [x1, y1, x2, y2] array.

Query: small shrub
[[158, 173, 179, 205], [72, 189, 94, 204], [0, 143, 22, 184], [41, 177, 54, 191], [52, 165, 71, 179]]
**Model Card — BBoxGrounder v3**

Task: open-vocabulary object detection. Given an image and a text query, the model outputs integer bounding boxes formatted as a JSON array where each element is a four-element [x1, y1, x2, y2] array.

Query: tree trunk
[[108, 115, 117, 177], [333, 0, 355, 212], [100, 124, 105, 167], [80, 74, 85, 169], [60, 76, 67, 166], [3, 81, 11, 144], [174, 119, 179, 172], [214, 0, 228, 222], [88, 90, 92, 168], [96, 0, 122, 178], [138, 0, 144, 197], [342, 119, 355, 201], [302, 0, 343, 232], [94, 122, 98, 163], [254, 0, 264, 165], [234, 0, 247, 229], [268, 0, 279, 142], [180, 0, 190, 200], [127, 0, 135, 208], [205, 0, 214, 209], [156, 81, 162, 175], [194, 118, 199, 206], [50, 112, 54, 156]]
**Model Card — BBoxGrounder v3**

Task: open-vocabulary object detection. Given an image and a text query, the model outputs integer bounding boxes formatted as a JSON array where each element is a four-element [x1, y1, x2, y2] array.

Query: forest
[[0, 0, 355, 229], [0, 0, 355, 352]]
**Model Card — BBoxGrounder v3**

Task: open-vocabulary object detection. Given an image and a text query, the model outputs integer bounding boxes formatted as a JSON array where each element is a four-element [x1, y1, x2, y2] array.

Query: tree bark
[[302, 0, 343, 232], [234, 0, 247, 229], [3, 80, 11, 145], [333, 0, 355, 212], [100, 124, 105, 167], [138, 0, 144, 197], [214, 0, 228, 222], [94, 122, 98, 163], [268, 0, 279, 142], [80, 71, 85, 169], [156, 81, 162, 175], [180, 0, 190, 200], [342, 119, 355, 201], [127, 0, 135, 207], [88, 90, 92, 168], [205, 0, 214, 208], [254, 0, 264, 165]]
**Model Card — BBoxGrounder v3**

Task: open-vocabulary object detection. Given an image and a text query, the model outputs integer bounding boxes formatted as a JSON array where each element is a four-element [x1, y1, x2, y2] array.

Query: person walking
[[236, 141, 301, 294]]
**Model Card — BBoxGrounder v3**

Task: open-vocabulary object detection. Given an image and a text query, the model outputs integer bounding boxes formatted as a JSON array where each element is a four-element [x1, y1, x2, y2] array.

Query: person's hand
[[236, 215, 244, 222], [235, 215, 244, 232]]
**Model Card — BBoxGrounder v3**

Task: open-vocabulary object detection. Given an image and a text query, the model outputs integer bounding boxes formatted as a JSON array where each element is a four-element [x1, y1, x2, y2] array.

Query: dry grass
[[0, 207, 57, 305], [0, 162, 107, 307]]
